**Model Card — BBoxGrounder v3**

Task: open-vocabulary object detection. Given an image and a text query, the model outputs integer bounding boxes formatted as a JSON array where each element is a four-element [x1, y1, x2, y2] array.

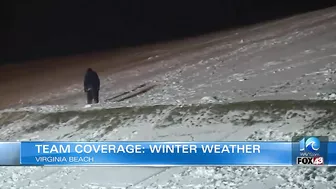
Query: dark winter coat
[[84, 68, 100, 92]]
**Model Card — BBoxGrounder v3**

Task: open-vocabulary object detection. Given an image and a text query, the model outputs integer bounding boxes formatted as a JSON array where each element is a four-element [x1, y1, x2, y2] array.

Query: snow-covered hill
[[1, 6, 336, 189]]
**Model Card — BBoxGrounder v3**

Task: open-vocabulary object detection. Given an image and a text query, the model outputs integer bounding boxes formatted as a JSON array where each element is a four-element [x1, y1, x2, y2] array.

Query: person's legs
[[93, 89, 99, 103], [86, 91, 93, 104]]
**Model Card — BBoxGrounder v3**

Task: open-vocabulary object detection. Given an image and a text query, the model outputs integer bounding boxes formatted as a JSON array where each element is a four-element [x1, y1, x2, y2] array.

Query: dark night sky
[[3, 1, 336, 64]]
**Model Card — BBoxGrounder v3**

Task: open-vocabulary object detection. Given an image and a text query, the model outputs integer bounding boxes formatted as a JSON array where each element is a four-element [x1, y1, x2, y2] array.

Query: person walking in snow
[[84, 68, 100, 104]]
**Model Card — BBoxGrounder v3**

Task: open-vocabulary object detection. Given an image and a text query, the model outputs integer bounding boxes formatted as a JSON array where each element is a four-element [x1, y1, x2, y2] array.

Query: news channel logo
[[299, 136, 320, 153], [297, 137, 324, 166]]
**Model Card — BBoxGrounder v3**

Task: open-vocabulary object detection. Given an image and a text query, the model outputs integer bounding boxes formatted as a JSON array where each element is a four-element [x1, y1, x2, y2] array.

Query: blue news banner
[[0, 139, 335, 166]]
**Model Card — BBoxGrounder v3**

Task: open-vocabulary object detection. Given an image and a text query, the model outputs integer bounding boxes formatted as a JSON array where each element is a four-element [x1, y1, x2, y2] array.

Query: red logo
[[313, 156, 324, 165]]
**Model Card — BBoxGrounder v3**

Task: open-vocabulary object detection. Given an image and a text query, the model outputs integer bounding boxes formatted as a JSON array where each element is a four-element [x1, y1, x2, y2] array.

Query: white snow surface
[[1, 6, 336, 189]]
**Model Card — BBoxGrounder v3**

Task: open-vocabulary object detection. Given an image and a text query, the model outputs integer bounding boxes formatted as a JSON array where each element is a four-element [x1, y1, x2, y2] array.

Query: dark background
[[3, 0, 336, 64]]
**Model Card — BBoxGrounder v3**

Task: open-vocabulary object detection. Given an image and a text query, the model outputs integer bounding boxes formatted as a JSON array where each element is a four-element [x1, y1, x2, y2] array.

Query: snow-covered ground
[[1, 6, 336, 189]]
